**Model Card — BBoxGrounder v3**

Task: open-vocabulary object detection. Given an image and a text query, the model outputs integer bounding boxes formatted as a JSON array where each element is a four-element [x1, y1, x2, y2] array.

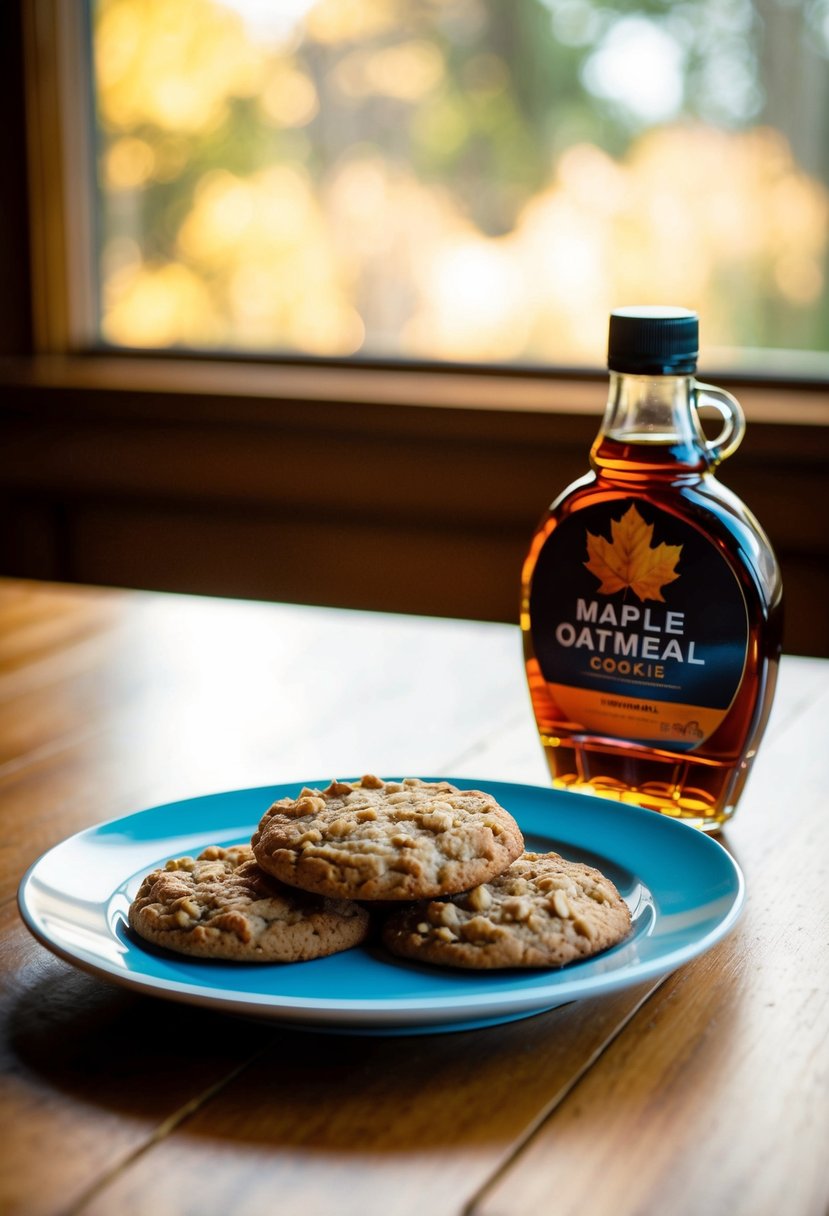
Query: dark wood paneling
[[0, 371, 825, 654], [64, 502, 526, 620], [0, 3, 33, 356]]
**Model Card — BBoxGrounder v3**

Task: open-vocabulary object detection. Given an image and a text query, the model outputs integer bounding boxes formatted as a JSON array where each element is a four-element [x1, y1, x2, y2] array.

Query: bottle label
[[528, 500, 748, 751]]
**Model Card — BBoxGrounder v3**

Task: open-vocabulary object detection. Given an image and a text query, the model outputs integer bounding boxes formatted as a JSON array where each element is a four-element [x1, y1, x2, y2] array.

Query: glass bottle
[[521, 307, 783, 830]]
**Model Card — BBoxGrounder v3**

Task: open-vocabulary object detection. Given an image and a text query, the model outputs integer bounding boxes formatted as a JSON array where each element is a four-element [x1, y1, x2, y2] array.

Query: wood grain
[[1, 579, 827, 1216], [0, 904, 278, 1216], [74, 984, 661, 1216], [474, 683, 829, 1216]]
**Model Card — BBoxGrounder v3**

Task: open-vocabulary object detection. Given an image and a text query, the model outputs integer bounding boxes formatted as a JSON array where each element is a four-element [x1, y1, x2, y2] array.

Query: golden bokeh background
[[93, 0, 829, 366]]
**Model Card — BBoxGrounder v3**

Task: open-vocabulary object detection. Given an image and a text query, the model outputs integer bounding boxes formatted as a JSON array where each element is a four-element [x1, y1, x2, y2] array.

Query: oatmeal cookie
[[128, 844, 370, 961], [382, 850, 631, 969], [251, 775, 524, 901]]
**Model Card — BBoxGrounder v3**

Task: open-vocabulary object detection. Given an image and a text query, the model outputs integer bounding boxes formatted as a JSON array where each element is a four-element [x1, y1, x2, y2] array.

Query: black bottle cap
[[607, 306, 698, 374]]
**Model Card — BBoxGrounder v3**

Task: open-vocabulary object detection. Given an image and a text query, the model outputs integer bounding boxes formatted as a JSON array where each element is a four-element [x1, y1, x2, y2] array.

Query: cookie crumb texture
[[251, 776, 525, 901], [128, 845, 369, 961], [382, 851, 631, 969]]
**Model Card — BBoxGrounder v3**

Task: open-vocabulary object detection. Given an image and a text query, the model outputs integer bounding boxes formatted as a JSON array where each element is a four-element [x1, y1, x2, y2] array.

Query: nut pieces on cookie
[[128, 778, 630, 974], [250, 775, 525, 902], [381, 851, 631, 969], [128, 845, 370, 962]]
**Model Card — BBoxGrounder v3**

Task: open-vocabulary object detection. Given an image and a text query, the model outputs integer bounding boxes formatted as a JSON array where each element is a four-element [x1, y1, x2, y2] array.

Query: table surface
[[2, 577, 827, 1216]]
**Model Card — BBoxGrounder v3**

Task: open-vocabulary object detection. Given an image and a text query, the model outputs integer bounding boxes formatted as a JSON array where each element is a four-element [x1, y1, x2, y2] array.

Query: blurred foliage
[[93, 0, 829, 366]]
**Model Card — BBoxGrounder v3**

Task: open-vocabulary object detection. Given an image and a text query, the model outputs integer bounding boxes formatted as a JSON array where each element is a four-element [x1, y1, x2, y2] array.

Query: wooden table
[[2, 577, 827, 1216]]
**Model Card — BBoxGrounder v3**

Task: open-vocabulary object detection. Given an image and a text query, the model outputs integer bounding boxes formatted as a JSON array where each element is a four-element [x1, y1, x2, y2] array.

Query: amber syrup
[[521, 310, 782, 831]]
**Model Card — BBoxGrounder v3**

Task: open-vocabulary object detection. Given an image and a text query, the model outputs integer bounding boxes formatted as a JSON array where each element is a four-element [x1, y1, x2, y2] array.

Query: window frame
[[9, 0, 624, 412], [14, 0, 829, 408]]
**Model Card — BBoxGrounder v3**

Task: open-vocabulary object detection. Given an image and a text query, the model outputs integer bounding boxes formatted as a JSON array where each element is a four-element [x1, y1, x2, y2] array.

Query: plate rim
[[17, 776, 745, 1029]]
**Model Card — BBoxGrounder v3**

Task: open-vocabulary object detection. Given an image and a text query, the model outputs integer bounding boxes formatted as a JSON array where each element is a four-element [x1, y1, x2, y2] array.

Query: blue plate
[[18, 778, 744, 1034]]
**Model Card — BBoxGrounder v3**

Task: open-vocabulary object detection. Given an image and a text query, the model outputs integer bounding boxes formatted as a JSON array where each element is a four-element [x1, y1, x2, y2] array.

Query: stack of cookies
[[129, 776, 631, 970]]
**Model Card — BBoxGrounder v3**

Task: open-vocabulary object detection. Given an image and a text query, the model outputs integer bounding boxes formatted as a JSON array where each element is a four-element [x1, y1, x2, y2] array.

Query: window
[[4, 0, 829, 656], [90, 0, 829, 372]]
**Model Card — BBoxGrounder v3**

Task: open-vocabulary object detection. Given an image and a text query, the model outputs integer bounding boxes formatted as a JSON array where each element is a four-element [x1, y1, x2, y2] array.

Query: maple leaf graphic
[[584, 504, 682, 602]]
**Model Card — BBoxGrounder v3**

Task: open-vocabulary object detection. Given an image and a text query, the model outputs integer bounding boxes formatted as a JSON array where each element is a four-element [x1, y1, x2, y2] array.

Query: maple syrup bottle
[[521, 306, 783, 830]]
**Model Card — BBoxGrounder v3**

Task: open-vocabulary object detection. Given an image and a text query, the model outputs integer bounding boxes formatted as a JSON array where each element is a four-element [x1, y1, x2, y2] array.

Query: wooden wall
[[1, 359, 826, 656]]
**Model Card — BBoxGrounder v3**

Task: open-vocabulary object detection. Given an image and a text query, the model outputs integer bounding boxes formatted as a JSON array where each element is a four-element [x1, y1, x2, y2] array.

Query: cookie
[[382, 851, 631, 969], [251, 775, 524, 902], [128, 844, 370, 961]]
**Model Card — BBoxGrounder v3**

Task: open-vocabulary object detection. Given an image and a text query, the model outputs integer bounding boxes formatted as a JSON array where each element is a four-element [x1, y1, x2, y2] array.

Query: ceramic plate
[[18, 778, 744, 1034]]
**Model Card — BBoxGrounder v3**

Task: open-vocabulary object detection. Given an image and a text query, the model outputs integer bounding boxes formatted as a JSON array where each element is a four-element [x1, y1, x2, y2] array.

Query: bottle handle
[[693, 381, 746, 466]]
